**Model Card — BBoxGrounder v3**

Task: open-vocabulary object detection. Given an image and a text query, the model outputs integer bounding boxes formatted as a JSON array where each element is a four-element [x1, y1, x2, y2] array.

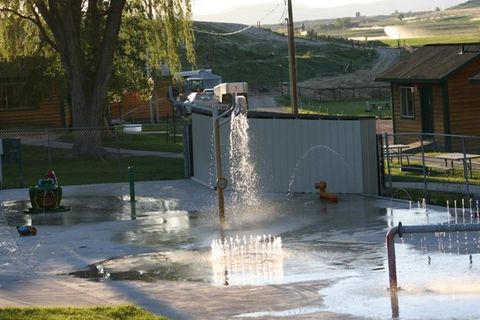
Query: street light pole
[[287, 0, 298, 115]]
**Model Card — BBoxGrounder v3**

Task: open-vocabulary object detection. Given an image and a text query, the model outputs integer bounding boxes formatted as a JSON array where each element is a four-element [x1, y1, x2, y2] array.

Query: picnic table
[[434, 153, 480, 178], [384, 144, 410, 165]]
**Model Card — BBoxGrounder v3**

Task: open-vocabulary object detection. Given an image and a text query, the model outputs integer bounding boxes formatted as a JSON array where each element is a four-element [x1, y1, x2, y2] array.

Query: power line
[[193, 24, 253, 36], [192, 0, 285, 36], [257, 0, 284, 25]]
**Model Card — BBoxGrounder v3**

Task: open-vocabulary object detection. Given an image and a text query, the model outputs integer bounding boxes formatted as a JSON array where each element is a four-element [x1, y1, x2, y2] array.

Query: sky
[[192, 0, 377, 15], [192, 0, 466, 24]]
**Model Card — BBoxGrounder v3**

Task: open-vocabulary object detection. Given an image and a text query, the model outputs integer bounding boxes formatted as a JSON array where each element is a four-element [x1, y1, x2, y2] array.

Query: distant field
[[381, 34, 480, 47], [292, 7, 480, 49]]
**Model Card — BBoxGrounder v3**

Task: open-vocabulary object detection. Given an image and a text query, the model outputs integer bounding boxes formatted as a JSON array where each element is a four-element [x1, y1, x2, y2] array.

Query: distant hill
[[190, 22, 375, 86], [450, 0, 480, 8]]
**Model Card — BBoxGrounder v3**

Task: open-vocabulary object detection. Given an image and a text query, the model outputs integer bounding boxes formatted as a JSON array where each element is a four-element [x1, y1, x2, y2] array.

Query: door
[[420, 88, 434, 137]]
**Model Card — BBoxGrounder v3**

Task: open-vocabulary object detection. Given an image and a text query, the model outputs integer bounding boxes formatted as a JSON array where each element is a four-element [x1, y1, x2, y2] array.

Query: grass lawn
[[0, 305, 167, 320], [56, 129, 185, 153], [105, 132, 184, 153], [385, 157, 480, 186], [384, 157, 480, 206], [3, 145, 184, 189], [384, 187, 466, 207]]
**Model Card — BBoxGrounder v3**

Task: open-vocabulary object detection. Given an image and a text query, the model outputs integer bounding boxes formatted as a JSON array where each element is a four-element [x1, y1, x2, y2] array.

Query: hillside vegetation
[[452, 0, 480, 9], [189, 22, 375, 86]]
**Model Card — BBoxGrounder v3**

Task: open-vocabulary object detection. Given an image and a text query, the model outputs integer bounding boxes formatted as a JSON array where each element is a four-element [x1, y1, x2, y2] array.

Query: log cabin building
[[0, 77, 174, 129], [376, 43, 480, 151], [0, 77, 72, 129]]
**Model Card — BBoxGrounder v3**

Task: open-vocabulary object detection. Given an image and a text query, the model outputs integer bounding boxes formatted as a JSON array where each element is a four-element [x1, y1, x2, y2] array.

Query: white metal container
[[214, 82, 248, 102]]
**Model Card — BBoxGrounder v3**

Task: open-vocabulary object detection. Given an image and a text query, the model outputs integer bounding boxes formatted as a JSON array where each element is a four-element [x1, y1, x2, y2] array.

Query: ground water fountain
[[209, 83, 284, 285]]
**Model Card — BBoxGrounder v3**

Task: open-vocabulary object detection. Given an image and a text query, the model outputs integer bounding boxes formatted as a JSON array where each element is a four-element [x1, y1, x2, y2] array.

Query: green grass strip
[[0, 305, 167, 320]]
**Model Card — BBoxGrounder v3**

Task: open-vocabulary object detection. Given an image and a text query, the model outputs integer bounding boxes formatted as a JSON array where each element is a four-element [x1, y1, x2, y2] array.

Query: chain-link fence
[[280, 82, 391, 102], [380, 132, 480, 203], [0, 120, 190, 189]]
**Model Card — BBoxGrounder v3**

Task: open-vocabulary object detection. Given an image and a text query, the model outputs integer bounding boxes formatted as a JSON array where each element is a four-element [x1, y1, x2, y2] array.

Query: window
[[0, 78, 38, 111], [400, 87, 414, 118]]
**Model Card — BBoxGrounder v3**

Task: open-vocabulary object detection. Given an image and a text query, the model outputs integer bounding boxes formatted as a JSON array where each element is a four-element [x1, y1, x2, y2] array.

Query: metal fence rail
[[379, 132, 480, 201], [0, 121, 189, 189], [281, 82, 391, 102]]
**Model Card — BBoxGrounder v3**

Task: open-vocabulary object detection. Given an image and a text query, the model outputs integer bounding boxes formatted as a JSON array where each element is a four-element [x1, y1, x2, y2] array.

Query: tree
[[0, 0, 195, 155]]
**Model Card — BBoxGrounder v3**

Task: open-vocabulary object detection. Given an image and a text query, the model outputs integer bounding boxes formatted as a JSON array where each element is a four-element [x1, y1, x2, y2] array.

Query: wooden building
[[376, 43, 480, 151], [0, 77, 71, 129], [109, 79, 174, 124], [0, 78, 174, 129]]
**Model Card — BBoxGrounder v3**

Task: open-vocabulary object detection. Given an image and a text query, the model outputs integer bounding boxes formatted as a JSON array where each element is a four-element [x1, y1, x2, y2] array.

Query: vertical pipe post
[[384, 132, 392, 189], [462, 137, 470, 199], [287, 0, 298, 115], [166, 116, 169, 144], [46, 128, 52, 169], [386, 226, 399, 292], [420, 135, 428, 201], [114, 127, 122, 182], [212, 106, 226, 228], [128, 166, 136, 219]]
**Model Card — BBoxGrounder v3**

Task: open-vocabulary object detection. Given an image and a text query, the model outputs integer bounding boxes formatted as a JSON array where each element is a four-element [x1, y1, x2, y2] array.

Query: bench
[[400, 165, 429, 174], [399, 164, 454, 176], [385, 152, 410, 165], [427, 164, 455, 176]]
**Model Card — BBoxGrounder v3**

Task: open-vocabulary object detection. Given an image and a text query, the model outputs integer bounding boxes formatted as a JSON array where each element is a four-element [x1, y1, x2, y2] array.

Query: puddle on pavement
[[64, 195, 395, 286], [1, 196, 176, 226], [66, 253, 203, 282]]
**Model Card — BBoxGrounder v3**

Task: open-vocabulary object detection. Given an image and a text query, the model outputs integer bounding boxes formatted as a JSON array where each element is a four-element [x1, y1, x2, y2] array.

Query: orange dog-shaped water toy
[[314, 181, 338, 203]]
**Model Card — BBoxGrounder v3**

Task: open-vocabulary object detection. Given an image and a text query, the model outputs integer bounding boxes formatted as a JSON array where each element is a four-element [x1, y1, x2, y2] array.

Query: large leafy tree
[[0, 0, 195, 155]]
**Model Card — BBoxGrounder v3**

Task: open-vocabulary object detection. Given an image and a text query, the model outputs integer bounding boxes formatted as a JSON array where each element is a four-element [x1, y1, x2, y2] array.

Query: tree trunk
[[32, 0, 126, 156]]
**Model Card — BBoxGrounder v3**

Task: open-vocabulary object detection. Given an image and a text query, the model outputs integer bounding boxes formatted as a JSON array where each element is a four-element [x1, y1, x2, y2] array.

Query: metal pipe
[[128, 166, 136, 219], [462, 137, 470, 199], [399, 222, 480, 235], [386, 225, 399, 291], [384, 132, 392, 189], [286, 0, 298, 115], [212, 106, 226, 228], [46, 128, 52, 169], [128, 166, 136, 203], [211, 95, 247, 230], [420, 135, 428, 201], [386, 222, 480, 291]]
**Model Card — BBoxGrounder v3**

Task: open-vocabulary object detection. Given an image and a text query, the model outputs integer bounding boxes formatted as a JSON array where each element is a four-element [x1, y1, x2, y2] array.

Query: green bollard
[[128, 166, 136, 219], [128, 166, 136, 203]]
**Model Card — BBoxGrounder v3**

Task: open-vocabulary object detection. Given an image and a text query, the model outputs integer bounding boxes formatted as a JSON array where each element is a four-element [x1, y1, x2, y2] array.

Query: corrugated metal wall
[[192, 113, 378, 195]]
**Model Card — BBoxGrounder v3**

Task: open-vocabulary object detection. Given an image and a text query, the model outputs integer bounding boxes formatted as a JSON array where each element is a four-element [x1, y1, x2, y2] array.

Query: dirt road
[[301, 46, 400, 89]]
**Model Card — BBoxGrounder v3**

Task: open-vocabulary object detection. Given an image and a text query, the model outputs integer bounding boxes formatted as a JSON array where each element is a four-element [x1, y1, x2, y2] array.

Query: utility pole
[[287, 0, 298, 115]]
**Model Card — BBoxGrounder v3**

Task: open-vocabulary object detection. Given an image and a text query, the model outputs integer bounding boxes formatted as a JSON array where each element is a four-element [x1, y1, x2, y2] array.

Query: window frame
[[0, 78, 39, 112], [400, 86, 415, 119]]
